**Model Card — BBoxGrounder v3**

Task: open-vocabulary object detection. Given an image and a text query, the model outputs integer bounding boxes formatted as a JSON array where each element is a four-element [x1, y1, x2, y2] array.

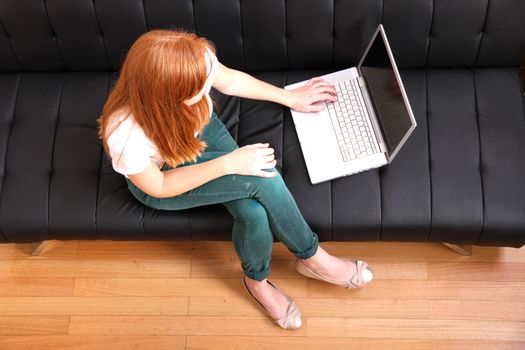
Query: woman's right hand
[[222, 143, 278, 178]]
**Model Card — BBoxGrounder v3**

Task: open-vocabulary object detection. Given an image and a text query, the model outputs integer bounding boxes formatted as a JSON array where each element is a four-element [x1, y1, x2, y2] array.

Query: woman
[[98, 29, 373, 330]]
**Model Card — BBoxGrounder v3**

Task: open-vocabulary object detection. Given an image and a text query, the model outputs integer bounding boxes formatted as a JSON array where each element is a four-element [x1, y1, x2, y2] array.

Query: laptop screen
[[359, 28, 414, 160]]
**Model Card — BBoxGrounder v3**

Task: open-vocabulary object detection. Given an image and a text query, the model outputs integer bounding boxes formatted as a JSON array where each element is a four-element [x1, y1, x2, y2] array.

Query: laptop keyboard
[[326, 79, 379, 162]]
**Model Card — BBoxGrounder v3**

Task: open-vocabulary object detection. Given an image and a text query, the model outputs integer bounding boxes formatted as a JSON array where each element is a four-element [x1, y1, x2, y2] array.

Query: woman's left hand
[[286, 77, 338, 113]]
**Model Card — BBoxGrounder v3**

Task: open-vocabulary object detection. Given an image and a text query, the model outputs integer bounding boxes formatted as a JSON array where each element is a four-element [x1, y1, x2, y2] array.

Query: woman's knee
[[227, 198, 274, 248], [244, 168, 286, 196], [225, 198, 269, 225]]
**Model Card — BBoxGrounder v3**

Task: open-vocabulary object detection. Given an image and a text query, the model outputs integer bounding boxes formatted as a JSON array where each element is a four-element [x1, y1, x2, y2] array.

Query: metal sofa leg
[[29, 240, 57, 256], [442, 243, 473, 256]]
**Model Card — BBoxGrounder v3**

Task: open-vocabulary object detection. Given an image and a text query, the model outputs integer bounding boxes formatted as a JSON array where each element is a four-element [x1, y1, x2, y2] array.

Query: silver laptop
[[285, 24, 417, 185]]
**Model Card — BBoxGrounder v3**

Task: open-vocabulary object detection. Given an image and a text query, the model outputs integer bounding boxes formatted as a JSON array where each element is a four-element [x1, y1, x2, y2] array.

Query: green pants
[[126, 112, 319, 281]]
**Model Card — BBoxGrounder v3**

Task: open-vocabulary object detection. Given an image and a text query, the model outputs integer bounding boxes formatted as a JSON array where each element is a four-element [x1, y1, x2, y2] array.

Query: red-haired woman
[[98, 29, 373, 330]]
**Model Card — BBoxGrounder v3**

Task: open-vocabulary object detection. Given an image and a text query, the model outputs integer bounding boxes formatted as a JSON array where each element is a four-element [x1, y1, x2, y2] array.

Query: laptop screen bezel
[[357, 24, 417, 164]]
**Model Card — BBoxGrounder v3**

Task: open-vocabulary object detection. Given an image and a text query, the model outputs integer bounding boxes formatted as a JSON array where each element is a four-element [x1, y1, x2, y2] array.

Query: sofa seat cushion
[[0, 69, 524, 247]]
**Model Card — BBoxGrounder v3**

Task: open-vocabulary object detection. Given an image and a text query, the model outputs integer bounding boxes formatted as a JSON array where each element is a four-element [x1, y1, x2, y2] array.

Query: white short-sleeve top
[[106, 48, 219, 178]]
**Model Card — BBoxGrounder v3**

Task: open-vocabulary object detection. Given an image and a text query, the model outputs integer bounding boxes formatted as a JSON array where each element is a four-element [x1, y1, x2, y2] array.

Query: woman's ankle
[[244, 275, 268, 289], [300, 245, 330, 268]]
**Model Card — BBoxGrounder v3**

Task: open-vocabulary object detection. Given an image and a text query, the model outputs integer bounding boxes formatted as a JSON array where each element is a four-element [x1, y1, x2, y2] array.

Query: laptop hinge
[[356, 76, 388, 155]]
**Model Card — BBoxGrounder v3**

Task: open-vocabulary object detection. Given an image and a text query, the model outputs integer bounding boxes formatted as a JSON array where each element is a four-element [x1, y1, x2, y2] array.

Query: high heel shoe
[[295, 257, 374, 289], [242, 276, 302, 330]]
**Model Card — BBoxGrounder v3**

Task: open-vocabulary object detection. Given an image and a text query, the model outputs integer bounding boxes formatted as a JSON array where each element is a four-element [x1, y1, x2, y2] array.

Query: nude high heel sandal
[[242, 276, 302, 330], [295, 257, 373, 288]]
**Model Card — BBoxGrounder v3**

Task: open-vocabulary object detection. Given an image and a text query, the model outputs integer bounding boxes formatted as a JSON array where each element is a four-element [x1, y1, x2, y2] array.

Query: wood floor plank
[[0, 244, 24, 260], [8, 241, 79, 260], [68, 316, 307, 336], [0, 278, 75, 296], [0, 335, 186, 350], [306, 318, 525, 341], [0, 242, 79, 260], [0, 261, 12, 275], [77, 241, 196, 261], [428, 262, 525, 281], [430, 340, 525, 350], [187, 336, 430, 350], [0, 297, 188, 316], [0, 316, 70, 335], [2, 259, 191, 278], [428, 300, 525, 321]]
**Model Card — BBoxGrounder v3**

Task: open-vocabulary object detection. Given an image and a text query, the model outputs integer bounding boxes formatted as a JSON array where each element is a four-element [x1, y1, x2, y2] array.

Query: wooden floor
[[0, 240, 524, 349]]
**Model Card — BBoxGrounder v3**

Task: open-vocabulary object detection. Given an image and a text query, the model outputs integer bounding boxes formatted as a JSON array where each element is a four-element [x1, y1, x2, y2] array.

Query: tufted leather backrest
[[0, 0, 524, 72]]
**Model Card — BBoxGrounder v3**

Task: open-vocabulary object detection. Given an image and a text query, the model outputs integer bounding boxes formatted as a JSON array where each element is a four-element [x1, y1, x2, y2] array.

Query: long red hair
[[97, 29, 216, 168]]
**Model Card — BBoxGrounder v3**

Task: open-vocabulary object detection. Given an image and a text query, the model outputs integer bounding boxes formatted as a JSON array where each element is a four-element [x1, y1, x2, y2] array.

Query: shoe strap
[[349, 260, 369, 287], [275, 298, 300, 329]]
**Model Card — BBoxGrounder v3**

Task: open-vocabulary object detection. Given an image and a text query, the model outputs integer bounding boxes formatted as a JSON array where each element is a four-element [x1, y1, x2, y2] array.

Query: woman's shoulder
[[107, 108, 149, 147], [108, 106, 132, 126], [205, 47, 219, 82]]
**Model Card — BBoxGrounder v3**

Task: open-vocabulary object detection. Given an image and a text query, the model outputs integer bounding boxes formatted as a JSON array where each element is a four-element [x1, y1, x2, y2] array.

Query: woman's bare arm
[[128, 143, 276, 199], [212, 62, 337, 112], [128, 156, 229, 199]]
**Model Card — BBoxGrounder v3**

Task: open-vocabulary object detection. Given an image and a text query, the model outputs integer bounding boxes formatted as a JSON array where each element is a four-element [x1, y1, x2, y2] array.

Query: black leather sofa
[[1, 0, 524, 251]]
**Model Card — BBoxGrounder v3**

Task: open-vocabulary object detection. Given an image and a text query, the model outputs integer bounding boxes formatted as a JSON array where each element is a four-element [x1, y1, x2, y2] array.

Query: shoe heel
[[295, 259, 313, 277], [242, 276, 302, 330], [295, 258, 334, 283]]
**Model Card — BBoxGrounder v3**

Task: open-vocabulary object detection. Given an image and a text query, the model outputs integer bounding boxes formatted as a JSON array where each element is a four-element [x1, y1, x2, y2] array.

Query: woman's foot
[[300, 245, 369, 284], [243, 276, 292, 320]]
